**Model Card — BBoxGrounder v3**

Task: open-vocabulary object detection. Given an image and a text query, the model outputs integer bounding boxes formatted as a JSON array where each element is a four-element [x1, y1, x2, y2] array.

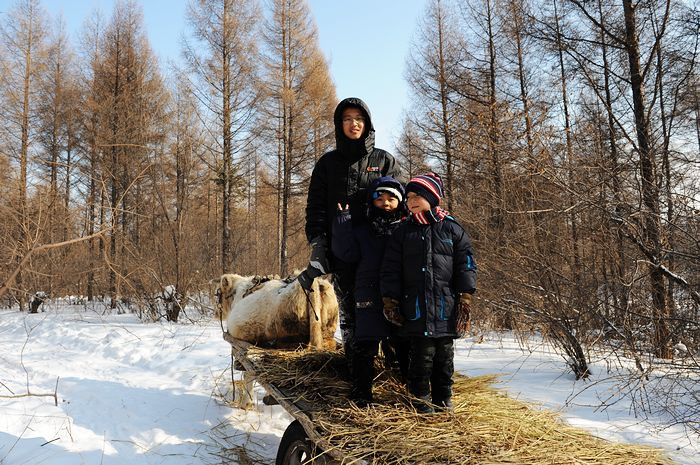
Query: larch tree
[[183, 0, 261, 275], [147, 78, 206, 321], [261, 0, 335, 276], [93, 0, 168, 308], [76, 10, 105, 302], [564, 0, 674, 358], [552, 0, 583, 298], [34, 16, 79, 294], [406, 0, 466, 211], [506, 0, 535, 161], [460, 0, 506, 234], [0, 0, 48, 310]]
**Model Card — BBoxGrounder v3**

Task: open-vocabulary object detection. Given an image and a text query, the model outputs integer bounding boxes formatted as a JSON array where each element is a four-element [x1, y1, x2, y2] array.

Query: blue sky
[[1, 0, 428, 152]]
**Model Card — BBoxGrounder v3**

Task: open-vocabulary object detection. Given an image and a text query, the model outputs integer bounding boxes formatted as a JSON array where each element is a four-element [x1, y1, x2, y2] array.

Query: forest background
[[0, 0, 698, 436]]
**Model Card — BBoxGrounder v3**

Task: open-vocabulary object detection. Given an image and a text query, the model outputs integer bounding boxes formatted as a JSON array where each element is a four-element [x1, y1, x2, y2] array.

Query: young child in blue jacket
[[380, 172, 476, 413], [332, 176, 408, 405]]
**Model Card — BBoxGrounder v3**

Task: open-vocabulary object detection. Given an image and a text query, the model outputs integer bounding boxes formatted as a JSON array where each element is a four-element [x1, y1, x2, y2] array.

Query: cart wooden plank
[[223, 331, 345, 463]]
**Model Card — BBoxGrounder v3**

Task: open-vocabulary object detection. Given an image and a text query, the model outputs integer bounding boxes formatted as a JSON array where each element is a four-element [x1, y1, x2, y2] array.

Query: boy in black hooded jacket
[[381, 173, 477, 413], [299, 98, 401, 369]]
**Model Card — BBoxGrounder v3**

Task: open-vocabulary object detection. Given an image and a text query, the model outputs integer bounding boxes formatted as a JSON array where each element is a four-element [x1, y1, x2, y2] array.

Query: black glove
[[308, 235, 329, 274], [297, 235, 330, 292], [298, 266, 323, 292]]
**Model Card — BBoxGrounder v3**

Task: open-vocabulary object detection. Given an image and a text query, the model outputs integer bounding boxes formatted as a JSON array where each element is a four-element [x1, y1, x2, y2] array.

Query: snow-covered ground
[[0, 303, 697, 465]]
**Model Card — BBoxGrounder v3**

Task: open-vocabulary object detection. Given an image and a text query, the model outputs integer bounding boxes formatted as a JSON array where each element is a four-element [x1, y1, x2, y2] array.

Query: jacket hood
[[334, 97, 375, 156]]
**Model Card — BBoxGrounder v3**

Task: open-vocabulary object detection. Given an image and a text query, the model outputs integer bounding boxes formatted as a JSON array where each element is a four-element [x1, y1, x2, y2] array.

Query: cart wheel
[[275, 420, 327, 465]]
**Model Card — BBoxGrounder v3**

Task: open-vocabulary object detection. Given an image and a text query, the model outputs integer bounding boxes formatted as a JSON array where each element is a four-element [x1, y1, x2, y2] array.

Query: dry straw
[[247, 347, 672, 465]]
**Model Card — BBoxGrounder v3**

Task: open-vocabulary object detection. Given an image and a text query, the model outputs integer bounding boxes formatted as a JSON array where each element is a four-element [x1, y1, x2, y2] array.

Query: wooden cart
[[223, 332, 347, 465]]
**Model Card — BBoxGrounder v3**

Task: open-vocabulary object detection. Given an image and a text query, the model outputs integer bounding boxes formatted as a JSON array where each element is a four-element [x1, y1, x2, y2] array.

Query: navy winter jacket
[[332, 210, 394, 340], [380, 217, 477, 338]]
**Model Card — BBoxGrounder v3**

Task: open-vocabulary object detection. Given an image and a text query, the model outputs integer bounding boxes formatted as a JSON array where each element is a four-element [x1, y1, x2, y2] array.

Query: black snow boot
[[412, 395, 435, 414], [433, 398, 453, 413], [350, 340, 377, 407]]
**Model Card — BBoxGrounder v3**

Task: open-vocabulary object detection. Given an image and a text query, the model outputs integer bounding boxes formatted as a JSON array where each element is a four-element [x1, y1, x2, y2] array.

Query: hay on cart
[[244, 346, 672, 465]]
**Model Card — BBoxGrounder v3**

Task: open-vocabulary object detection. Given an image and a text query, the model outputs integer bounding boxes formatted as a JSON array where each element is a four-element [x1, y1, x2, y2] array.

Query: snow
[[1, 303, 697, 465]]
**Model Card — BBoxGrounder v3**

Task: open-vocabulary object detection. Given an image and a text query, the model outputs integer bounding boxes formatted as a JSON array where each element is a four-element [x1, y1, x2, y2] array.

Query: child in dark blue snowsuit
[[381, 172, 477, 413], [332, 176, 408, 405]]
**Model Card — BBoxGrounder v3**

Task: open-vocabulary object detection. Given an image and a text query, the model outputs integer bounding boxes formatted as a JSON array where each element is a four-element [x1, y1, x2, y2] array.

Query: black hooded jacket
[[305, 98, 401, 249]]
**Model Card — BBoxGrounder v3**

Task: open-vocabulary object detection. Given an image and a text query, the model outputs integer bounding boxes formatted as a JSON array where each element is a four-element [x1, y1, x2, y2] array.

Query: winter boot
[[349, 373, 373, 407], [433, 397, 453, 413], [412, 395, 435, 414], [431, 383, 454, 414], [350, 341, 376, 407], [350, 392, 373, 408]]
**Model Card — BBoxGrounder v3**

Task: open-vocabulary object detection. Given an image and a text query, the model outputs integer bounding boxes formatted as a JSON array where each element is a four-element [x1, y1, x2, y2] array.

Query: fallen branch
[[0, 376, 59, 406]]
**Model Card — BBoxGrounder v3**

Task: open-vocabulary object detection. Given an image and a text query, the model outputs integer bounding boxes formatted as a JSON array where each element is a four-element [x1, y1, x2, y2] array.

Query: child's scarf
[[411, 207, 450, 225], [369, 207, 404, 236]]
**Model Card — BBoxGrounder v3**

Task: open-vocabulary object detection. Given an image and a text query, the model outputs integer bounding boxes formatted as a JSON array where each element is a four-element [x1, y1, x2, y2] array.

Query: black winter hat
[[369, 176, 404, 204], [405, 172, 444, 208]]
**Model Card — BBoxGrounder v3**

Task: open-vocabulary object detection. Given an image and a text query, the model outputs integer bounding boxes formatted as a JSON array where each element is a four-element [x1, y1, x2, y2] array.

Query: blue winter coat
[[380, 216, 477, 338]]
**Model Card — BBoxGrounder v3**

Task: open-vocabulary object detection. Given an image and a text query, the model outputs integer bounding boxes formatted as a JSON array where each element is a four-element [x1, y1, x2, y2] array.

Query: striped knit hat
[[405, 172, 443, 208]]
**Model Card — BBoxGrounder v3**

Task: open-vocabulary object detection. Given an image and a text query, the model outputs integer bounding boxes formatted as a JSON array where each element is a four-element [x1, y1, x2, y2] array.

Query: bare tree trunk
[[108, 33, 121, 309], [511, 0, 534, 160], [98, 185, 106, 300], [221, 0, 233, 274], [279, 2, 289, 276], [87, 150, 96, 302], [277, 100, 283, 274], [436, 0, 453, 210], [47, 62, 61, 297], [109, 157, 118, 309], [252, 155, 259, 273], [17, 12, 34, 312], [554, 0, 582, 290], [171, 130, 185, 322], [622, 0, 669, 358], [486, 0, 503, 234], [654, 22, 677, 318], [597, 0, 628, 314]]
